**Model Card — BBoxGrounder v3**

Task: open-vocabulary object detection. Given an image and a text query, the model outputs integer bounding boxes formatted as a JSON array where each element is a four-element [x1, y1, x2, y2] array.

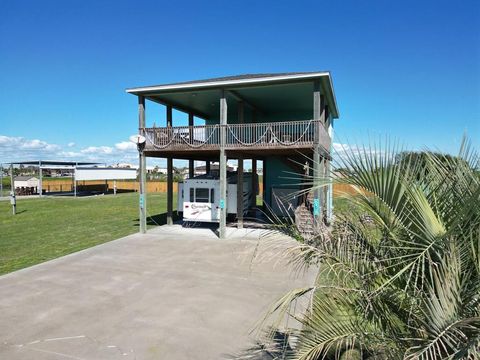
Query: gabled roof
[[126, 72, 339, 120], [128, 72, 327, 90], [14, 176, 38, 181]]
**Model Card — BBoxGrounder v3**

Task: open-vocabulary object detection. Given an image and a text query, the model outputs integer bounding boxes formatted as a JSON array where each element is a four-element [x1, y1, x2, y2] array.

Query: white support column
[[138, 95, 147, 233], [237, 101, 244, 229], [167, 105, 173, 225], [251, 110, 257, 209], [188, 113, 194, 179], [313, 80, 322, 225], [219, 90, 228, 239], [326, 112, 334, 223], [251, 159, 257, 208]]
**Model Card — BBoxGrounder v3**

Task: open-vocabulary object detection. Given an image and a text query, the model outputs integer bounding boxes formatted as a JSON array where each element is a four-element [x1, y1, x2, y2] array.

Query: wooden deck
[[143, 119, 330, 159]]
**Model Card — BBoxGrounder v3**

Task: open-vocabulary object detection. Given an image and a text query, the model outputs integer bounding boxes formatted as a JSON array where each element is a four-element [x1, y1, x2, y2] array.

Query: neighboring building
[[153, 167, 168, 174], [14, 176, 39, 188], [14, 176, 39, 193], [127, 72, 338, 238], [194, 163, 234, 176], [114, 163, 136, 169]]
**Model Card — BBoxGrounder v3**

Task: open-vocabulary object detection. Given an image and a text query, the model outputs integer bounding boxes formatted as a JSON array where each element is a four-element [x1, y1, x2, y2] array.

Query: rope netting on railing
[[143, 119, 328, 150], [144, 125, 220, 149]]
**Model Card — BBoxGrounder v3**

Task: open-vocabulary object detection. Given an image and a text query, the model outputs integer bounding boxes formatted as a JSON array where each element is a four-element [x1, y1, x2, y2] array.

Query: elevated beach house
[[127, 72, 339, 238]]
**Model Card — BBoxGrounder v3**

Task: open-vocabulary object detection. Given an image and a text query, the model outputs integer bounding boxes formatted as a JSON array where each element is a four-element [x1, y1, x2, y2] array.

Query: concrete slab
[[0, 225, 314, 359]]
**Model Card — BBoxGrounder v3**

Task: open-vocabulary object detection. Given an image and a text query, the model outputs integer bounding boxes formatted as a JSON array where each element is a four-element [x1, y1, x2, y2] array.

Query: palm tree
[[260, 140, 480, 359]]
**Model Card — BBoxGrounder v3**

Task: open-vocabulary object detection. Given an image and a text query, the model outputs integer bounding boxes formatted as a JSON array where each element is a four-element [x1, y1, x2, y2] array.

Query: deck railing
[[143, 119, 330, 151]]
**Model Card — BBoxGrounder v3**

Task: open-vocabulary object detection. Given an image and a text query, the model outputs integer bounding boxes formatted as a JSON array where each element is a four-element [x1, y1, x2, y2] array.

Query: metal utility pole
[[10, 164, 16, 215], [0, 163, 3, 197]]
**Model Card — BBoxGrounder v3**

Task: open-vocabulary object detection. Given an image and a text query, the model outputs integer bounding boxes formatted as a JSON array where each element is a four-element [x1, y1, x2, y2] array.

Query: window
[[195, 188, 209, 203], [189, 188, 194, 202], [210, 189, 215, 202]]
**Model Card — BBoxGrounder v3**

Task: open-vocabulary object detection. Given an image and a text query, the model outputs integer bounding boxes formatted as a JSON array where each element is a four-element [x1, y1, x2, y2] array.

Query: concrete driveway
[[0, 225, 314, 359]]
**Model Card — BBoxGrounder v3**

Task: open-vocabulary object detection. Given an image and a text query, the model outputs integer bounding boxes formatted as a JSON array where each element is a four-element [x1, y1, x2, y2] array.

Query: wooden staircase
[[276, 156, 329, 239], [295, 202, 315, 237]]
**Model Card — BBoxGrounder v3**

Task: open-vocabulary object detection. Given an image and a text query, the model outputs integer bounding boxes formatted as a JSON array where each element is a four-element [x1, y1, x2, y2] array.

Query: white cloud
[[58, 151, 82, 158], [115, 141, 136, 151], [81, 146, 114, 154], [0, 135, 62, 163], [0, 135, 60, 151], [0, 134, 140, 165], [332, 141, 389, 170]]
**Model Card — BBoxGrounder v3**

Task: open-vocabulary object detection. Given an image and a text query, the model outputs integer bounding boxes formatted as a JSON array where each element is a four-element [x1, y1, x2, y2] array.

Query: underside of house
[[126, 72, 339, 238]]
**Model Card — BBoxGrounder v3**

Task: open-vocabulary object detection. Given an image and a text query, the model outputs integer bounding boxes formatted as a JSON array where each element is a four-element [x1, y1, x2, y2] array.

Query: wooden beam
[[148, 96, 210, 120], [313, 81, 322, 226], [166, 105, 173, 127], [167, 157, 173, 225], [326, 109, 334, 224], [261, 160, 265, 207], [138, 95, 147, 233], [236, 102, 244, 228], [167, 104, 173, 225], [219, 90, 227, 239], [226, 90, 264, 115], [251, 159, 257, 209], [188, 113, 194, 178]]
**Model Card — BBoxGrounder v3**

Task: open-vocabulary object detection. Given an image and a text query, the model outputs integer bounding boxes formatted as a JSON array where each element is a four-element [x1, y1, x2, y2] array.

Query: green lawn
[[0, 193, 175, 275]]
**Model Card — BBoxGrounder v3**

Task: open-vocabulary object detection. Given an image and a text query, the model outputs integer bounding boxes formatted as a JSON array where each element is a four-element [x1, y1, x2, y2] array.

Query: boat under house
[[126, 72, 339, 238]]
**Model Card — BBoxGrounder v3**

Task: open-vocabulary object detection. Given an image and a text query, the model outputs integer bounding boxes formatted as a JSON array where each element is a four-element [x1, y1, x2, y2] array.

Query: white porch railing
[[143, 119, 330, 151]]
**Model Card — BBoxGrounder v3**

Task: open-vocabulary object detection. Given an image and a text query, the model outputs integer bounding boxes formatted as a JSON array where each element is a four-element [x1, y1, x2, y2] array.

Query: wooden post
[[251, 159, 257, 208], [237, 101, 244, 228], [73, 167, 77, 197], [138, 95, 147, 233], [188, 113, 194, 178], [326, 109, 334, 223], [261, 160, 265, 206], [205, 161, 210, 174], [313, 80, 322, 226], [166, 105, 173, 225], [219, 90, 227, 239], [0, 163, 3, 196], [38, 162, 43, 197], [319, 96, 326, 221]]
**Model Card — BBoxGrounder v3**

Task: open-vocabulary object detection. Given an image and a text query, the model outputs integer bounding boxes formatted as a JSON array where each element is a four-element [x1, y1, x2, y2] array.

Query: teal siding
[[264, 156, 302, 208]]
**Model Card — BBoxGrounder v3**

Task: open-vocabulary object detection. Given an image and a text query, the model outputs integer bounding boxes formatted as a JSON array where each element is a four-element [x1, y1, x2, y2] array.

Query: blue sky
[[0, 0, 478, 166]]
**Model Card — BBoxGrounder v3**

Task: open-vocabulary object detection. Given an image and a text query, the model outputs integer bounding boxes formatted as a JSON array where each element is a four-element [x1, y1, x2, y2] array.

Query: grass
[[0, 190, 336, 276], [0, 192, 176, 275]]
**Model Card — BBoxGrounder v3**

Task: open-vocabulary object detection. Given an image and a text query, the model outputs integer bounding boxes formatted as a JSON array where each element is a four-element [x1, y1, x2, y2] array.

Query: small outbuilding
[[14, 176, 39, 195]]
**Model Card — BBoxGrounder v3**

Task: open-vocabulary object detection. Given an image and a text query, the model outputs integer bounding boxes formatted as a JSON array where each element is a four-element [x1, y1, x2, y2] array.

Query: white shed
[[14, 176, 39, 188]]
